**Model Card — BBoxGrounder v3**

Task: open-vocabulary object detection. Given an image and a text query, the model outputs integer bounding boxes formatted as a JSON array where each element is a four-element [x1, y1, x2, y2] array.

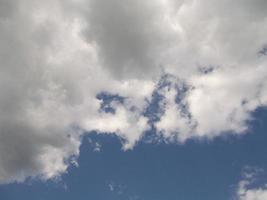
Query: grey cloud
[[81, 0, 174, 79], [1, 0, 267, 183], [0, 0, 80, 183]]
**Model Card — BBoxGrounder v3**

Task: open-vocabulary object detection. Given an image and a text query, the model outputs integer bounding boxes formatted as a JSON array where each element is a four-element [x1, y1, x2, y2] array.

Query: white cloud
[[107, 181, 126, 195], [87, 138, 102, 152], [238, 182, 267, 200], [237, 168, 267, 200], [0, 0, 267, 183], [155, 76, 194, 142]]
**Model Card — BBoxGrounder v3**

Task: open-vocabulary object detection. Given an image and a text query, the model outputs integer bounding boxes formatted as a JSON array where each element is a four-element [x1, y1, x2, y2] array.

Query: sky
[[1, 108, 267, 200], [1, 0, 267, 199]]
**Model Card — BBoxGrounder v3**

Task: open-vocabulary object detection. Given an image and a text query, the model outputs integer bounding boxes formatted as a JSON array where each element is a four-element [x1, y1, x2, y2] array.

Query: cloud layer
[[0, 0, 267, 183]]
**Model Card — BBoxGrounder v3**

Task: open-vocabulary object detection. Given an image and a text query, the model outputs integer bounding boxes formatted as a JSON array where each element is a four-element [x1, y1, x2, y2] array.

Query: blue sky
[[1, 107, 267, 200]]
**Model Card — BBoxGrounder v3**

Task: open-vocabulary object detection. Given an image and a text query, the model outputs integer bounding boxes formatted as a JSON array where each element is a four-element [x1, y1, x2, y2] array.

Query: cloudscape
[[1, 0, 267, 199]]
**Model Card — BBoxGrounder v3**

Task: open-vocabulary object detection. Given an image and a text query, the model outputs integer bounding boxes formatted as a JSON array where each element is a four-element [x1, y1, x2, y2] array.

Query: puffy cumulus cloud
[[144, 0, 267, 141], [186, 64, 267, 137], [80, 0, 176, 79], [0, 0, 82, 183], [236, 168, 267, 200], [0, 0, 153, 183], [1, 0, 267, 183], [238, 182, 267, 200]]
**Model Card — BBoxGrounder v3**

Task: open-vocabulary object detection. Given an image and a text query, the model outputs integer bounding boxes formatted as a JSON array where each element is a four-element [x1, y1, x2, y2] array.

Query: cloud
[[87, 138, 102, 152], [107, 181, 126, 195], [80, 0, 176, 79], [0, 0, 152, 182], [238, 182, 267, 200], [236, 167, 267, 200], [0, 0, 267, 183]]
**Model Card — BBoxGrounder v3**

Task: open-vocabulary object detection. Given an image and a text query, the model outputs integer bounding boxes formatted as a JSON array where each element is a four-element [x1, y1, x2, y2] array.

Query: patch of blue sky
[[96, 92, 125, 114], [1, 107, 267, 200]]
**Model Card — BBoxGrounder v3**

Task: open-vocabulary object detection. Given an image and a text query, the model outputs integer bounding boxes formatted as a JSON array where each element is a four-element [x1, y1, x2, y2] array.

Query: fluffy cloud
[[0, 0, 267, 182], [0, 0, 153, 183], [238, 182, 267, 200], [237, 168, 267, 200]]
